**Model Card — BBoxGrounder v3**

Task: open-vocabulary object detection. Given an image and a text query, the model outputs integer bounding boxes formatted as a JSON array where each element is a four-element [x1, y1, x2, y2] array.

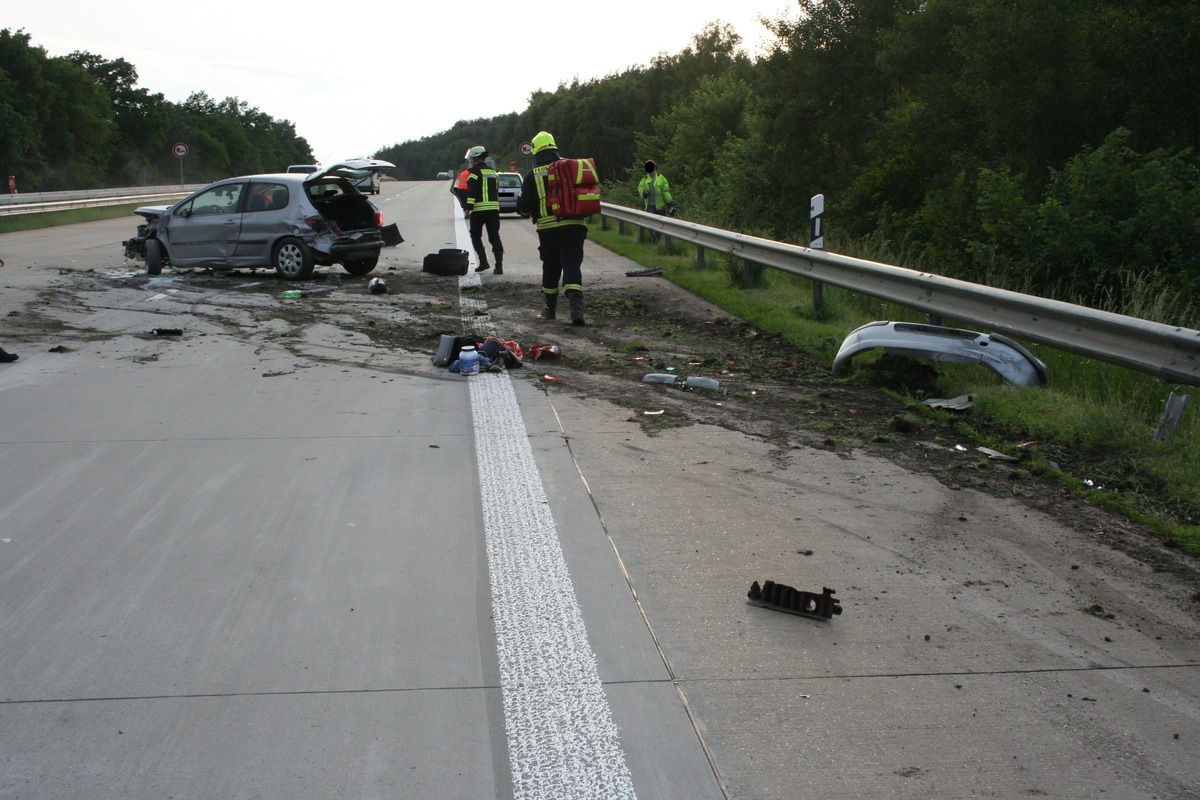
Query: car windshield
[[498, 174, 521, 188]]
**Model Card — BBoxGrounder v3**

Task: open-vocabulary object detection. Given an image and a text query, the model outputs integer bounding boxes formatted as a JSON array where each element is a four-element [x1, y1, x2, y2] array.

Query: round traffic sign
[[519, 141, 533, 157], [173, 142, 189, 159]]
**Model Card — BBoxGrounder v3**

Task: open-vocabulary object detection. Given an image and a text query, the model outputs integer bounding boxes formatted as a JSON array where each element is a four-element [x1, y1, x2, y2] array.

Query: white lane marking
[[456, 207, 637, 799], [471, 375, 636, 799]]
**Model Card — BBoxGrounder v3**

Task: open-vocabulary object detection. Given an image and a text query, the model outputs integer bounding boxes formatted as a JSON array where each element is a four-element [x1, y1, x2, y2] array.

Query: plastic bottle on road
[[459, 346, 480, 376]]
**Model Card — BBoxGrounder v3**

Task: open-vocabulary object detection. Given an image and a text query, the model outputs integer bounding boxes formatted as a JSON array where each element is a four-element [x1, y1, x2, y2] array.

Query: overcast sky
[[7, 2, 797, 164]]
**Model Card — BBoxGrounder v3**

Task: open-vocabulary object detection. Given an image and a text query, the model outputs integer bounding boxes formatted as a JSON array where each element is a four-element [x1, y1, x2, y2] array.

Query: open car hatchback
[[122, 161, 402, 280]]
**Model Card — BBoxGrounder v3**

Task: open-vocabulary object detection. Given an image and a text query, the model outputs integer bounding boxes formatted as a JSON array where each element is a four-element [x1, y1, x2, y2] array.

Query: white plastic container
[[459, 346, 480, 376]]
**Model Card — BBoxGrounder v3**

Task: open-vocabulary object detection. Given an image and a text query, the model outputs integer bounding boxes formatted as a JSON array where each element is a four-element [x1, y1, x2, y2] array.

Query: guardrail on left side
[[0, 185, 204, 217]]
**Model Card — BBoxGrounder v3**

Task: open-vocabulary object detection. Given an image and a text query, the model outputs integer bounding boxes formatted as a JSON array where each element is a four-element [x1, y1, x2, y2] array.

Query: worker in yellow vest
[[465, 145, 503, 274], [516, 131, 589, 325]]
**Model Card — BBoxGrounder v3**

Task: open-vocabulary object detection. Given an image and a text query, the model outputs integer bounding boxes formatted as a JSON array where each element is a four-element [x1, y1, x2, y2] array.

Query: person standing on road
[[637, 160, 675, 243], [464, 146, 503, 275], [515, 131, 588, 325], [451, 167, 470, 216]]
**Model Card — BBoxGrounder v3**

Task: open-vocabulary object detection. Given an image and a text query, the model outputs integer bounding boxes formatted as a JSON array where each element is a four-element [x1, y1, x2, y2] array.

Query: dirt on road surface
[[9, 255, 1192, 581]]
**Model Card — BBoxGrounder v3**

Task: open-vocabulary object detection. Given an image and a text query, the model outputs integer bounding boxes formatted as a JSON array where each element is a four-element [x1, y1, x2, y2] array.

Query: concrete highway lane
[[0, 183, 723, 799]]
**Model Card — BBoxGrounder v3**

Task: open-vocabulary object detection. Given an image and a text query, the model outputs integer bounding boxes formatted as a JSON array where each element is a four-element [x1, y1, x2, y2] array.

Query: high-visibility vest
[[467, 167, 500, 212], [455, 170, 470, 191]]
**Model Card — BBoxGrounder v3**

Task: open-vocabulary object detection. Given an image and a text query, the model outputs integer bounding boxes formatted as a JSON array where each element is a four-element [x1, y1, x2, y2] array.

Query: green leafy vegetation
[[0, 29, 313, 189]]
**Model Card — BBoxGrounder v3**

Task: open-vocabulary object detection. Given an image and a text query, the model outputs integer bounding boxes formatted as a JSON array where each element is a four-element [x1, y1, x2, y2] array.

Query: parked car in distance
[[497, 171, 522, 213], [122, 163, 403, 281], [436, 171, 452, 180]]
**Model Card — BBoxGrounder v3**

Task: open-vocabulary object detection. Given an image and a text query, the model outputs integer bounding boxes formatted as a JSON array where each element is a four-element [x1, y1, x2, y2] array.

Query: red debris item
[[542, 374, 563, 383], [630, 355, 647, 361], [529, 344, 562, 360]]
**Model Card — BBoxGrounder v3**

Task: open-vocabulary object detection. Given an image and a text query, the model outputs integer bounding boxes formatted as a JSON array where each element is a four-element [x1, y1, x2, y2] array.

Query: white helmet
[[465, 145, 487, 160]]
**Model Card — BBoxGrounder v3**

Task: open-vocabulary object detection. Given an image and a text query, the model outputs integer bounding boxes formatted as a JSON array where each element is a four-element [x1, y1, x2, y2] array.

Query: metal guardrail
[[0, 186, 202, 216], [601, 203, 1200, 387]]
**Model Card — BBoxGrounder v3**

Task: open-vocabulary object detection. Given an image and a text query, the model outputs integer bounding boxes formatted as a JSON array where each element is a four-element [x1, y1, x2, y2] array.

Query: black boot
[[0, 347, 17, 363], [493, 253, 503, 275], [541, 293, 557, 320], [568, 291, 585, 325], [474, 253, 491, 273]]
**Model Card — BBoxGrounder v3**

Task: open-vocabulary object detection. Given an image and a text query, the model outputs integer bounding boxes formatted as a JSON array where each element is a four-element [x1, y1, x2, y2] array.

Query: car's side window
[[246, 183, 289, 213], [180, 184, 243, 216]]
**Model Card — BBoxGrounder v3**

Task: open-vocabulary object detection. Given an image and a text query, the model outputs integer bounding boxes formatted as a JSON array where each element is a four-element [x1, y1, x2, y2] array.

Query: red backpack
[[546, 157, 601, 219]]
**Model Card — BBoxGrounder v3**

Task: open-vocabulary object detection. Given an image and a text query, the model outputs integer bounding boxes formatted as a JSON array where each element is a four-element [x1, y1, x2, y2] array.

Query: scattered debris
[[642, 373, 728, 395], [977, 446, 1019, 462], [625, 267, 662, 277], [281, 290, 304, 299], [643, 409, 665, 416], [529, 344, 562, 360], [542, 375, 563, 383], [151, 328, 183, 336], [368, 277, 387, 294], [925, 394, 975, 411], [747, 580, 842, 620], [684, 376, 727, 395]]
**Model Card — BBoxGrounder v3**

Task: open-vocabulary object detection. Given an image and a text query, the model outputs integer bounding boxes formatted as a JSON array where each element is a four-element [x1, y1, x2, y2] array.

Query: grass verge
[[0, 204, 139, 234]]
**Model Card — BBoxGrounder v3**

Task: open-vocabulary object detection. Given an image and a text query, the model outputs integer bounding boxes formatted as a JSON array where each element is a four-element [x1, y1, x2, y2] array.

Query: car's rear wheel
[[273, 237, 315, 280], [342, 255, 379, 276], [145, 239, 164, 276]]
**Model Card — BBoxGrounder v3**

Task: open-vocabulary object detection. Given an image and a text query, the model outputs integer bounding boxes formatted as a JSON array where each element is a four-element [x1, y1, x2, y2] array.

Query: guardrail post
[[696, 244, 706, 271], [1153, 392, 1189, 443], [742, 259, 765, 288]]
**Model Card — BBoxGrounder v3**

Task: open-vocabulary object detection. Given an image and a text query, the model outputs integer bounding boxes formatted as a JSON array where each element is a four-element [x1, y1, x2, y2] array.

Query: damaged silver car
[[122, 162, 402, 280]]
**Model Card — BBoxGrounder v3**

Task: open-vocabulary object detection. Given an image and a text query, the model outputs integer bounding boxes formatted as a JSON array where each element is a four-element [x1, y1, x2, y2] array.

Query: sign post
[[519, 141, 533, 174], [810, 194, 825, 311], [173, 142, 189, 185]]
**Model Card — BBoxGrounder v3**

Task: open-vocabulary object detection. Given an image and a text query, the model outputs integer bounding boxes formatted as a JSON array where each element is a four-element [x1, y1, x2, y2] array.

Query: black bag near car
[[422, 249, 469, 276]]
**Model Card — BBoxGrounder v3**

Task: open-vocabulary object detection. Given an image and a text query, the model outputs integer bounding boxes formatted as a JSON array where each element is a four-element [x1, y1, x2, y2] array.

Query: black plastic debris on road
[[151, 328, 183, 336], [748, 580, 842, 620]]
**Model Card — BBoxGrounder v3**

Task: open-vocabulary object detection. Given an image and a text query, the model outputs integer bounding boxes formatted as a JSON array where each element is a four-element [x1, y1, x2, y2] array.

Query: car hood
[[313, 159, 395, 182], [133, 204, 172, 221]]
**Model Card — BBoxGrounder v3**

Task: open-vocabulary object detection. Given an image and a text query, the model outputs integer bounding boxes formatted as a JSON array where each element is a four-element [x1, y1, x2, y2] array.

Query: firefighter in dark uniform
[[464, 145, 503, 274], [515, 131, 588, 325]]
